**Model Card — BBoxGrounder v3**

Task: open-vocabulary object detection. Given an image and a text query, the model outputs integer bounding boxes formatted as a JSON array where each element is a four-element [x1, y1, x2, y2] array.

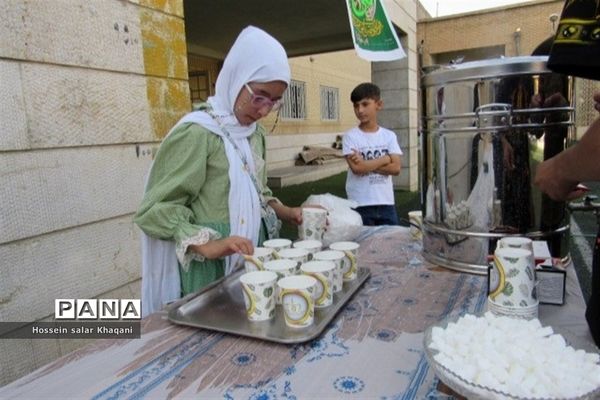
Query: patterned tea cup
[[239, 270, 277, 321]]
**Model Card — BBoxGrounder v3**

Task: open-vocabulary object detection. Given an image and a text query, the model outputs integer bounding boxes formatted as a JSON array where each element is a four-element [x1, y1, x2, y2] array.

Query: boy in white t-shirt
[[342, 83, 402, 225]]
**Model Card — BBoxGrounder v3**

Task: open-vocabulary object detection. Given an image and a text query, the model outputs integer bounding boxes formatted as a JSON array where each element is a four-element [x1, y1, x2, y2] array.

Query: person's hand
[[190, 236, 254, 259], [534, 157, 582, 201], [286, 206, 303, 225], [531, 93, 543, 108], [348, 149, 364, 165], [594, 91, 600, 113]]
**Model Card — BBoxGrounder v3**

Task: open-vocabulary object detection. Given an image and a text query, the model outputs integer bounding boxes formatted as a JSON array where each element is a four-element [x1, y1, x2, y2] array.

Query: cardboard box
[[535, 265, 566, 305]]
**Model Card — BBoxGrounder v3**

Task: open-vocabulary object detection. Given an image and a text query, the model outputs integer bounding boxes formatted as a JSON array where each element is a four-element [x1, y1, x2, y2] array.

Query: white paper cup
[[498, 236, 533, 252], [487, 296, 539, 320], [329, 241, 360, 282], [276, 247, 310, 272], [313, 250, 345, 293], [299, 207, 328, 241], [408, 210, 423, 240], [243, 247, 275, 273], [301, 260, 335, 308], [277, 275, 317, 328], [263, 259, 298, 304], [292, 240, 323, 260], [490, 247, 537, 307], [239, 270, 277, 321], [262, 238, 292, 253]]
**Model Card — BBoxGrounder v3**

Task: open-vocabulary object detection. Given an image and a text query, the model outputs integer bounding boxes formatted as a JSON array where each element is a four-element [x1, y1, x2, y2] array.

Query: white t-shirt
[[342, 126, 402, 207]]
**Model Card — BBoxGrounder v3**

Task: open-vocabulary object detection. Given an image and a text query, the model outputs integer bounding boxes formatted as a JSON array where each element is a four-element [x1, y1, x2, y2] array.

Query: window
[[281, 80, 306, 120], [320, 86, 339, 121], [189, 71, 210, 103]]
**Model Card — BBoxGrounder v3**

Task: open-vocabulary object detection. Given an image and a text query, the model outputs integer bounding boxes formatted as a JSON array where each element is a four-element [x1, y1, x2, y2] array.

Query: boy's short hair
[[351, 82, 381, 103]]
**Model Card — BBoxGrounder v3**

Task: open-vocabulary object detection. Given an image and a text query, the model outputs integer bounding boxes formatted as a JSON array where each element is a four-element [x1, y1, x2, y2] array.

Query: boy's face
[[353, 97, 382, 125]]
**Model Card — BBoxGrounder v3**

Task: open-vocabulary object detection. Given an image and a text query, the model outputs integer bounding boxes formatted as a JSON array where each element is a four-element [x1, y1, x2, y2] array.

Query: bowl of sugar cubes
[[424, 312, 600, 399]]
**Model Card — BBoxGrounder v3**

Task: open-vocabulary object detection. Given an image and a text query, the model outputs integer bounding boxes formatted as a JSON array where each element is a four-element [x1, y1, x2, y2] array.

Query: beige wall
[[0, 0, 189, 386], [270, 51, 371, 135], [418, 0, 563, 64], [417, 0, 600, 134]]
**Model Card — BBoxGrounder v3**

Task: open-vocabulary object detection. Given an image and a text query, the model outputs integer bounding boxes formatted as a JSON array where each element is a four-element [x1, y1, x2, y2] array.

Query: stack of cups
[[488, 237, 538, 319]]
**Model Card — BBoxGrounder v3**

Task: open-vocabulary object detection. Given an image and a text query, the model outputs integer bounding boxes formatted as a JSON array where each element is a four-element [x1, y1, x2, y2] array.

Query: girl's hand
[[190, 236, 254, 259], [286, 206, 303, 226]]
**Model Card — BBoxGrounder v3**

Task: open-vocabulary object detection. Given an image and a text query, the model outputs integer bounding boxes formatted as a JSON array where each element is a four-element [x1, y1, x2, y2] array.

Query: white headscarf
[[141, 26, 290, 316]]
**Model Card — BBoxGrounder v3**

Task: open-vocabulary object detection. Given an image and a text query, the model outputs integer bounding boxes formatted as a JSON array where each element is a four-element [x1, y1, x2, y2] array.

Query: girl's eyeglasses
[[244, 84, 283, 111]]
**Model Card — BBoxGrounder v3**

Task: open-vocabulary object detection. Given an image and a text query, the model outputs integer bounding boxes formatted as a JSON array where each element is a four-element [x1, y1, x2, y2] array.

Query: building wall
[[272, 51, 371, 135], [418, 0, 563, 64], [376, 0, 420, 191], [417, 0, 600, 134], [0, 0, 189, 386]]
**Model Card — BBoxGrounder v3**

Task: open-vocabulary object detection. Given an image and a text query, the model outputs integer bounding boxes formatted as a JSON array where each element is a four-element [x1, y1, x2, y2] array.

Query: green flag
[[345, 0, 406, 61]]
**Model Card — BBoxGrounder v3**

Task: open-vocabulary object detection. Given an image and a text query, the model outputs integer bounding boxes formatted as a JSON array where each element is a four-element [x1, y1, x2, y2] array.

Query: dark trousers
[[355, 205, 398, 226], [586, 226, 600, 347]]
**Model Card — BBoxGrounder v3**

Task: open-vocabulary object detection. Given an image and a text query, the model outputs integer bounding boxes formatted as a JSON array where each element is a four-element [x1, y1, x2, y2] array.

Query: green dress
[[134, 121, 274, 295]]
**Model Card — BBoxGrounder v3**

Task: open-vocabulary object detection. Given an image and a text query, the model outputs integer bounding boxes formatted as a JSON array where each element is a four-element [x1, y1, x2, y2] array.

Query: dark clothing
[[548, 0, 600, 80], [548, 0, 600, 347], [355, 205, 398, 226]]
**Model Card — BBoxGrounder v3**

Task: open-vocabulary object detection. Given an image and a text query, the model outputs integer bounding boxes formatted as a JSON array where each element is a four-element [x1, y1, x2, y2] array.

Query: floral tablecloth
[[0, 226, 593, 399]]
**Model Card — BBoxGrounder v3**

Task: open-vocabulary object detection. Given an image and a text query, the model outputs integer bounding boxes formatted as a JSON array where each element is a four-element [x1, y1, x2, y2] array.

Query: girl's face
[[234, 81, 287, 126]]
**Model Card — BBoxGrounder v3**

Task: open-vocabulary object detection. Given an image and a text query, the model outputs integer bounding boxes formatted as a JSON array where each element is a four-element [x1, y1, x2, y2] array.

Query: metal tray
[[168, 267, 371, 344]]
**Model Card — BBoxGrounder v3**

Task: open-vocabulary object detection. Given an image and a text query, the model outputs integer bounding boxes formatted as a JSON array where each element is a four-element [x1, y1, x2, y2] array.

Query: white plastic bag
[[301, 193, 363, 246]]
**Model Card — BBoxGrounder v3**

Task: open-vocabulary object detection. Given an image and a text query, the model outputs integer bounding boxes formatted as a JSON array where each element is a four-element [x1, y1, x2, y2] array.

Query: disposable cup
[[299, 207, 328, 241], [313, 250, 345, 293], [263, 259, 298, 304], [329, 241, 360, 282], [498, 236, 533, 252], [277, 275, 317, 328], [243, 247, 275, 273], [292, 240, 323, 260], [300, 260, 335, 308], [262, 238, 292, 253], [490, 247, 537, 307], [408, 210, 423, 240], [276, 247, 310, 272], [239, 270, 277, 321]]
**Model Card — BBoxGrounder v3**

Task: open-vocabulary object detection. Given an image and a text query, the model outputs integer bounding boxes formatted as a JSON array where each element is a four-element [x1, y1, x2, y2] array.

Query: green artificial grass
[[271, 171, 421, 239]]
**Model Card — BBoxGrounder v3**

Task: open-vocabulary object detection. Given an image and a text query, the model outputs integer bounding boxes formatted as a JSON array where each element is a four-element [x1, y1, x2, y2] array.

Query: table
[[0, 227, 595, 399]]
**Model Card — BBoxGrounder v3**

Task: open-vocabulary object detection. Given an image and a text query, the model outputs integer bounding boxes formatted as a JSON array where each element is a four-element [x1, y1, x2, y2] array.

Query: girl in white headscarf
[[135, 26, 304, 317]]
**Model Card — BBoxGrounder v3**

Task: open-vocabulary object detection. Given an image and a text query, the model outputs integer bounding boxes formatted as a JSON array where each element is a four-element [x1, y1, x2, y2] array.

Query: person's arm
[[345, 149, 391, 175], [134, 124, 253, 264], [374, 153, 401, 175], [535, 117, 600, 201], [268, 200, 302, 225]]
